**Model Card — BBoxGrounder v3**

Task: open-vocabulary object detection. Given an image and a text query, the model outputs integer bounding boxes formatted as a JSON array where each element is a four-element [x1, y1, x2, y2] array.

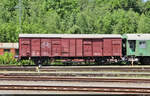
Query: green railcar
[[123, 34, 150, 64]]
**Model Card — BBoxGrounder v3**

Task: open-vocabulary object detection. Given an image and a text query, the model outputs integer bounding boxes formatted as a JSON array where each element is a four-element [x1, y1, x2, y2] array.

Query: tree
[[112, 9, 139, 34], [137, 14, 150, 33], [46, 0, 79, 18], [142, 1, 150, 16], [0, 0, 150, 42]]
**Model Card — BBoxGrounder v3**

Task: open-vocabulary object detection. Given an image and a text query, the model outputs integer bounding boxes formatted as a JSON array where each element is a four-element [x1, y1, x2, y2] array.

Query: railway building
[[0, 43, 19, 58]]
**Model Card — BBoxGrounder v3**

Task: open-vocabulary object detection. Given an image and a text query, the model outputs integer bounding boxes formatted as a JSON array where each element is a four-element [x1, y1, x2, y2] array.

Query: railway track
[[1, 72, 150, 78], [0, 66, 149, 94], [0, 66, 150, 94], [0, 66, 150, 72], [40, 66, 150, 72], [0, 85, 150, 94], [0, 75, 150, 83], [0, 66, 150, 78]]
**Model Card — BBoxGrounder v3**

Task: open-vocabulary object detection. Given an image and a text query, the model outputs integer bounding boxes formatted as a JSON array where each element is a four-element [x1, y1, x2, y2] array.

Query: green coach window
[[139, 41, 146, 48], [128, 40, 136, 52]]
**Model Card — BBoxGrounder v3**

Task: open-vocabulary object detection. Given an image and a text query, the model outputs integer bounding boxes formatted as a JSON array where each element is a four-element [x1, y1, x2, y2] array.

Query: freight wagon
[[19, 34, 150, 65], [19, 34, 122, 65]]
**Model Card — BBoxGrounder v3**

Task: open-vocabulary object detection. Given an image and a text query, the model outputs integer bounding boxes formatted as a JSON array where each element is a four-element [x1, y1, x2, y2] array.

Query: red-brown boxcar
[[19, 34, 122, 64]]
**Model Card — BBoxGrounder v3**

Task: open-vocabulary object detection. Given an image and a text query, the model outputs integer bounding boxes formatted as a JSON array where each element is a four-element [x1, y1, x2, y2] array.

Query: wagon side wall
[[19, 37, 122, 59], [19, 38, 31, 58], [103, 38, 122, 57]]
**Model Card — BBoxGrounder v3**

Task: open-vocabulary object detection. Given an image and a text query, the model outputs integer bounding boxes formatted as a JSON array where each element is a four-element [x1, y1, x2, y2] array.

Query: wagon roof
[[125, 34, 150, 40], [19, 34, 122, 38], [0, 43, 18, 49]]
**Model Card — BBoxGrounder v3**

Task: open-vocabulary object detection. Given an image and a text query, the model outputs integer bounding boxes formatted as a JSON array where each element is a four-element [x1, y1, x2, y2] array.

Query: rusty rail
[[0, 76, 150, 83], [0, 66, 150, 72], [0, 85, 150, 94], [1, 72, 150, 78]]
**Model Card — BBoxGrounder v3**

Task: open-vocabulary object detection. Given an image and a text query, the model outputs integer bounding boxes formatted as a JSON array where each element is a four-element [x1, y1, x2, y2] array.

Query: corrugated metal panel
[[31, 39, 40, 56], [21, 39, 30, 56], [70, 39, 76, 57], [83, 40, 92, 44], [52, 39, 61, 45], [52, 39, 61, 56], [76, 39, 83, 56], [112, 40, 122, 56], [19, 34, 122, 38], [41, 39, 51, 56], [61, 39, 69, 57], [126, 34, 150, 40], [103, 39, 122, 56], [83, 40, 92, 56], [103, 39, 112, 56], [93, 39, 103, 56], [0, 43, 18, 49]]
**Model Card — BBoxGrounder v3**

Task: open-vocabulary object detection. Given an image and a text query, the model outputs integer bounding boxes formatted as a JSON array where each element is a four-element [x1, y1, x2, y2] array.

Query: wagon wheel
[[84, 59, 90, 65], [94, 58, 102, 65]]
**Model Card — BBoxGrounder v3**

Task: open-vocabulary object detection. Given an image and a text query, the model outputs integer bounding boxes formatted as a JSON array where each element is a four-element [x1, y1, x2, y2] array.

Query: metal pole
[[19, 0, 22, 33]]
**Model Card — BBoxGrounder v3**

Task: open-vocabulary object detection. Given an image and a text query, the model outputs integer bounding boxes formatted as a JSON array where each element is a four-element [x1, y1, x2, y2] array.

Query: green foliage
[[47, 0, 79, 18], [143, 1, 150, 16], [0, 52, 17, 65], [112, 9, 139, 34], [0, 53, 34, 66], [0, 0, 150, 43], [19, 60, 35, 66], [137, 14, 150, 33]]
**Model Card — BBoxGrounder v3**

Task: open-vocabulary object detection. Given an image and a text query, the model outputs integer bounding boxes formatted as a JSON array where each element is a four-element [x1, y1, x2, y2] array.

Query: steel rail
[[1, 66, 150, 73], [1, 72, 150, 78], [1, 66, 150, 69], [0, 68, 150, 72], [0, 76, 150, 83], [0, 85, 150, 94]]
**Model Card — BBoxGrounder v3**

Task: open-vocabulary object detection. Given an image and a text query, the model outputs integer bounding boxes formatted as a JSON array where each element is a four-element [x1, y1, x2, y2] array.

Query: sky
[[143, 0, 148, 2]]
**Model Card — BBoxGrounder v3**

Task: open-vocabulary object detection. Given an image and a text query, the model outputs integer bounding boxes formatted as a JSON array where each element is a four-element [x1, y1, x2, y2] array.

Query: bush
[[18, 60, 35, 66], [0, 53, 35, 66], [0, 52, 17, 65]]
